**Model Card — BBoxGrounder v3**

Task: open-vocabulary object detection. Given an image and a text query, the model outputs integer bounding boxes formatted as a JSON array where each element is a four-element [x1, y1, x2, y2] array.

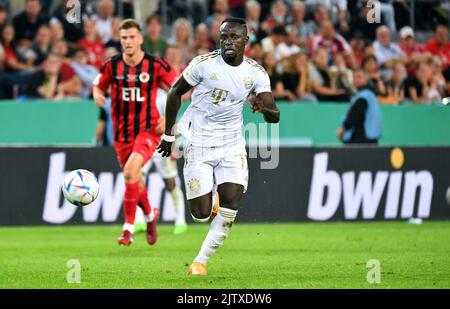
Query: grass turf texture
[[0, 222, 449, 288]]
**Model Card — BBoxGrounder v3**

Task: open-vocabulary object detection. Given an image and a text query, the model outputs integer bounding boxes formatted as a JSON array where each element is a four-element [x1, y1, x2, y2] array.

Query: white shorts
[[183, 144, 248, 200], [143, 156, 179, 179]]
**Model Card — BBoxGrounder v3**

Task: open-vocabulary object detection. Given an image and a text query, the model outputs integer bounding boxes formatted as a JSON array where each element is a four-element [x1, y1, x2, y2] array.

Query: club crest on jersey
[[244, 76, 254, 89], [139, 72, 150, 83], [187, 178, 201, 193], [127, 74, 138, 82]]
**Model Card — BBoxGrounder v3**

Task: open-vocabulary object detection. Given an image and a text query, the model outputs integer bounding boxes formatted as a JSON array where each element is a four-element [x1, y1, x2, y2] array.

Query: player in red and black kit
[[93, 19, 177, 246]]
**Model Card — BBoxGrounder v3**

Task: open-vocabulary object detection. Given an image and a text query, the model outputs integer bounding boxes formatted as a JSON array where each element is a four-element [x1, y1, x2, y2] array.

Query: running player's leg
[[163, 177, 187, 234], [188, 151, 248, 275], [155, 156, 187, 234], [133, 132, 161, 245], [116, 151, 144, 245]]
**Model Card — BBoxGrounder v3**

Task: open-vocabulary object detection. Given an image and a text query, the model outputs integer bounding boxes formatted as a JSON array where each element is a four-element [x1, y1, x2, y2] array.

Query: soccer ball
[[62, 169, 99, 206]]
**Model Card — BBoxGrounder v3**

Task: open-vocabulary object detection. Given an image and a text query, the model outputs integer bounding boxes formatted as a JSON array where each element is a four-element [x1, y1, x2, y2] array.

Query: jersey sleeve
[[93, 60, 114, 92], [182, 56, 203, 86], [155, 58, 177, 88], [253, 65, 272, 95]]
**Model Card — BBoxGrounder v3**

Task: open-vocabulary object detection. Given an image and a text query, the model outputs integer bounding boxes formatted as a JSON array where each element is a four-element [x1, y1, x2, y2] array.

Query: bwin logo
[[307, 150, 433, 221]]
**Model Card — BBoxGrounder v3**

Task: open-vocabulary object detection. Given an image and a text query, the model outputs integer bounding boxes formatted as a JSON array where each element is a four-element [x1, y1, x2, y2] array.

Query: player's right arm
[[157, 75, 193, 157], [92, 60, 114, 107]]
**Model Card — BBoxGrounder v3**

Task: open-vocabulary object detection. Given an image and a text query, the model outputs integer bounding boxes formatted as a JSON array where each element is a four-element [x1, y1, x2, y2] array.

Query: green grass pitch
[[0, 222, 449, 288]]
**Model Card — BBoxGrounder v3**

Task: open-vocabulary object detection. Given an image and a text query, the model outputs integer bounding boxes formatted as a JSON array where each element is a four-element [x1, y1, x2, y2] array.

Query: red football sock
[[138, 187, 152, 216], [123, 182, 140, 225]]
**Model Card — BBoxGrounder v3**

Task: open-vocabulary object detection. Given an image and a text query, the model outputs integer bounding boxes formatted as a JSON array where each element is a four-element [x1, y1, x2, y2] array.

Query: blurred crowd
[[1, 0, 450, 105]]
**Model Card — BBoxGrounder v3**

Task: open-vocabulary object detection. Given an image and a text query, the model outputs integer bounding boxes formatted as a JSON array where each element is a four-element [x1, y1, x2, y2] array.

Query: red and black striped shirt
[[94, 53, 177, 143]]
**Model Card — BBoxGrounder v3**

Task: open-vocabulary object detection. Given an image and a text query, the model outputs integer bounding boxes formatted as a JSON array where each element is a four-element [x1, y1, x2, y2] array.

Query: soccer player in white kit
[[157, 17, 280, 275]]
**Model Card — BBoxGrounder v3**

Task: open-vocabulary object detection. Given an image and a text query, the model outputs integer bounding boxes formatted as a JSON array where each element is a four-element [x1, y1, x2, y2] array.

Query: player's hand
[[156, 117, 166, 135], [94, 93, 107, 107], [157, 140, 173, 157], [250, 96, 266, 113]]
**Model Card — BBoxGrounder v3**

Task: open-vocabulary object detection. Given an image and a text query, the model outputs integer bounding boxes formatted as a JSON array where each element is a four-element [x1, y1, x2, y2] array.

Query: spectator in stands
[[337, 68, 382, 144], [78, 18, 105, 69], [373, 25, 408, 80], [309, 48, 350, 102], [261, 25, 286, 55], [425, 25, 450, 69], [71, 48, 99, 99], [94, 0, 115, 44], [310, 20, 357, 69], [248, 41, 264, 65], [405, 61, 441, 104], [25, 53, 81, 99], [349, 31, 367, 67], [209, 17, 222, 50], [12, 0, 48, 48], [262, 52, 292, 101], [30, 24, 52, 66], [282, 52, 317, 102], [398, 26, 431, 76], [142, 14, 167, 58], [105, 17, 122, 52], [0, 24, 33, 72], [168, 18, 192, 65], [0, 23, 34, 98], [189, 23, 213, 57], [205, 0, 229, 28], [274, 25, 302, 72], [306, 4, 329, 35], [49, 18, 65, 45], [261, 0, 287, 34], [0, 4, 7, 35], [361, 54, 387, 97], [245, 0, 263, 42], [381, 61, 406, 105], [430, 57, 446, 98], [286, 1, 313, 49]]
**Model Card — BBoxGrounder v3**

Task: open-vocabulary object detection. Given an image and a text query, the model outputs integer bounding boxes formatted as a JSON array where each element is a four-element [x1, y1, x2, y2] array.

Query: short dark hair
[[146, 14, 161, 26], [221, 17, 247, 26], [120, 18, 141, 31], [361, 54, 377, 66]]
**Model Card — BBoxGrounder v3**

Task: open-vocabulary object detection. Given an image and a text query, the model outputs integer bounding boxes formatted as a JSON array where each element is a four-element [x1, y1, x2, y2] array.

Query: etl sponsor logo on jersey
[[307, 150, 433, 221], [122, 87, 145, 101]]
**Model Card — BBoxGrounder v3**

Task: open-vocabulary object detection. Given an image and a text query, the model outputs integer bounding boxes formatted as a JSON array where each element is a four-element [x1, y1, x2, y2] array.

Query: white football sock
[[134, 207, 145, 224], [170, 187, 186, 225], [194, 207, 237, 264], [123, 223, 135, 234], [144, 208, 155, 222]]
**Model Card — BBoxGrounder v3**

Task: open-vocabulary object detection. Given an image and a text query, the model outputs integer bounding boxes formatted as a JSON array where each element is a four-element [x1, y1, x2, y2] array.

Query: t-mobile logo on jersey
[[307, 152, 433, 221], [122, 88, 145, 102]]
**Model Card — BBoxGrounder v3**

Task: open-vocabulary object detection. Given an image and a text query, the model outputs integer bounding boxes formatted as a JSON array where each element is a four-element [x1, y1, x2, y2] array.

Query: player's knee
[[190, 208, 210, 222], [123, 165, 139, 183]]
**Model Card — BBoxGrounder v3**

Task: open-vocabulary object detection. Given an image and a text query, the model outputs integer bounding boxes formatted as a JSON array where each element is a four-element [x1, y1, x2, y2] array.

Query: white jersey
[[179, 50, 271, 147]]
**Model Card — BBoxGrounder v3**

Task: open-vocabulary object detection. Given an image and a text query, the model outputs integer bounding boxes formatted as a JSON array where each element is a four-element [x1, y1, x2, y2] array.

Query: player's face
[[219, 22, 248, 64], [120, 28, 143, 56]]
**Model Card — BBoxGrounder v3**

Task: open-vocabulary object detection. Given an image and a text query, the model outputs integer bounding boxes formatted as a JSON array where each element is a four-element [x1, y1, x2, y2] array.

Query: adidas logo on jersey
[[209, 73, 219, 81]]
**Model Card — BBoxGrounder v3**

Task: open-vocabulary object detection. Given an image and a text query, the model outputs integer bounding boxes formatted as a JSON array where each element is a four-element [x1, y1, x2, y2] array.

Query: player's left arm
[[251, 66, 280, 123]]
